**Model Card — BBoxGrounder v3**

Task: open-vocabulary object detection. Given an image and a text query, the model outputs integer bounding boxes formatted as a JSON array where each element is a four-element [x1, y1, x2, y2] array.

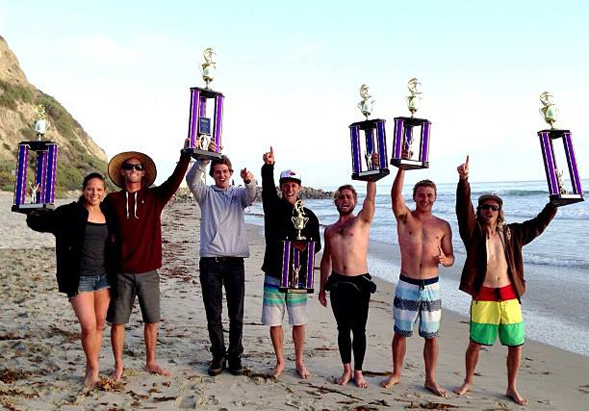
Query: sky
[[1, 0, 587, 189]]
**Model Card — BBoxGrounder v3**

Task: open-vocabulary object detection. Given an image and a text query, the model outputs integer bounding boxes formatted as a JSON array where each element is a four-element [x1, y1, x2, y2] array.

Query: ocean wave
[[524, 255, 589, 269], [471, 189, 547, 197]]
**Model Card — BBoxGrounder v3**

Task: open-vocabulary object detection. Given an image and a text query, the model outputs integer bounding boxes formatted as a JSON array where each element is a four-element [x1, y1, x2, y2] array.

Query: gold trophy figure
[[291, 199, 309, 240], [201, 47, 216, 88]]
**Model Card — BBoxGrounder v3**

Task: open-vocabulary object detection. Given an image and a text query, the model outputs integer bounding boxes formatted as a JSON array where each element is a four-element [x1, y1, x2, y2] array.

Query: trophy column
[[537, 92, 583, 206], [184, 47, 224, 160], [390, 78, 431, 169], [280, 200, 316, 294], [12, 106, 58, 213], [349, 84, 389, 181]]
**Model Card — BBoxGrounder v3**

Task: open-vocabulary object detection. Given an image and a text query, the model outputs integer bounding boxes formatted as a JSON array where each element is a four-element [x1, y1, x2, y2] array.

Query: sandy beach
[[1, 191, 588, 411]]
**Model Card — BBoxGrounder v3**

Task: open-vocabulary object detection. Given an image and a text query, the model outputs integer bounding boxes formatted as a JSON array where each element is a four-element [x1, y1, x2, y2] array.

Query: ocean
[[245, 179, 589, 356]]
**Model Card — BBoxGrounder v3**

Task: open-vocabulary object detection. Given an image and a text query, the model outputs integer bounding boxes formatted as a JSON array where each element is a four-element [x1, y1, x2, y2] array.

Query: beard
[[336, 205, 354, 215]]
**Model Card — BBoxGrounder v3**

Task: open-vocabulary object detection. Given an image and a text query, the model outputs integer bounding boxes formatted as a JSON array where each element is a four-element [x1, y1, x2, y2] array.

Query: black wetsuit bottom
[[328, 272, 372, 370]]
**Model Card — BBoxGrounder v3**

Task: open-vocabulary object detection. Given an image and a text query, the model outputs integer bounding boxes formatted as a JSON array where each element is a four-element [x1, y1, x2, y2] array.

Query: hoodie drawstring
[[125, 191, 139, 219]]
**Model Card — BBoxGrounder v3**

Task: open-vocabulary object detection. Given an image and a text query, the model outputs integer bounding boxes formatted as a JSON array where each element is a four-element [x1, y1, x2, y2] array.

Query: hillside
[[0, 35, 109, 196]]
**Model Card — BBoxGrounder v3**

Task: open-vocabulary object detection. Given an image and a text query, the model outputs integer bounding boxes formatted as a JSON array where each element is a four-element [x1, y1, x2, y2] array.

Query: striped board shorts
[[470, 284, 524, 347], [261, 274, 308, 326], [393, 274, 442, 339]]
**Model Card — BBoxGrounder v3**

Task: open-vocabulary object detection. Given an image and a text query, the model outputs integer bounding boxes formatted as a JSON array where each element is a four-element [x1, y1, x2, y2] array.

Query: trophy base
[[183, 148, 223, 160], [550, 194, 584, 207], [352, 168, 390, 182], [12, 203, 55, 214], [390, 158, 429, 170], [278, 287, 314, 294]]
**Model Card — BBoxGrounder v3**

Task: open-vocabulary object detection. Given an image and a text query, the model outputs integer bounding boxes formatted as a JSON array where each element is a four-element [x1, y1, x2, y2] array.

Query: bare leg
[[144, 322, 170, 376], [293, 325, 310, 379], [71, 292, 100, 386], [381, 332, 405, 388], [353, 369, 368, 388], [423, 337, 446, 397], [110, 323, 125, 381], [269, 325, 285, 377], [506, 345, 528, 405], [337, 363, 352, 385], [454, 341, 481, 396]]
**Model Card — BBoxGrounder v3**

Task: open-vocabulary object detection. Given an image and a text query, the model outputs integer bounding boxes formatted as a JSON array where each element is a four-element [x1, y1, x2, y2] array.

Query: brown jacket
[[456, 179, 557, 299]]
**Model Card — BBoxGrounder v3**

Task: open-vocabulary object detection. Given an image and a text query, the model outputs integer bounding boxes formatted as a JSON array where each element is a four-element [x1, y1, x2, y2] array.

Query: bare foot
[[270, 362, 285, 378], [296, 364, 311, 379], [353, 370, 368, 388], [380, 373, 400, 389], [112, 364, 124, 382], [145, 362, 170, 377], [453, 381, 472, 396], [506, 388, 528, 406], [84, 367, 100, 387], [336, 369, 352, 385], [425, 380, 447, 397]]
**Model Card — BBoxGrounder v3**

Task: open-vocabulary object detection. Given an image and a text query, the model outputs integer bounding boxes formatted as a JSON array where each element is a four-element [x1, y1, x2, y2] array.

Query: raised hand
[[241, 168, 254, 184], [263, 146, 275, 165], [457, 155, 469, 180]]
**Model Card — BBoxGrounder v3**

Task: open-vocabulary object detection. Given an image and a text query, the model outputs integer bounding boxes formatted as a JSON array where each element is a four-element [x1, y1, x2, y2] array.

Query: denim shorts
[[72, 274, 110, 297]]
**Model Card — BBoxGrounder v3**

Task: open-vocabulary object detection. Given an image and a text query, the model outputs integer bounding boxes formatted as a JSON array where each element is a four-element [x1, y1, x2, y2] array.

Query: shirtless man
[[453, 156, 557, 405], [319, 179, 376, 388], [381, 168, 454, 396]]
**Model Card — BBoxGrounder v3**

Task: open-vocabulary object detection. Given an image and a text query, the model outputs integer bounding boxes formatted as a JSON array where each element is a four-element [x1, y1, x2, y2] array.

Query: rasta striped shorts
[[470, 284, 524, 347]]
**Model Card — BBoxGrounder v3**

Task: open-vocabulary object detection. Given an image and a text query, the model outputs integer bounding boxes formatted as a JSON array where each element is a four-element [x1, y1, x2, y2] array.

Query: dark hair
[[83, 172, 106, 189], [209, 156, 234, 177], [333, 184, 358, 202], [413, 179, 437, 197]]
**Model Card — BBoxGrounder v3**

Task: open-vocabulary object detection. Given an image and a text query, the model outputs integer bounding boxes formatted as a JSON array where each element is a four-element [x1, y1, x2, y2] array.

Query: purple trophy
[[537, 92, 583, 206], [349, 84, 389, 181], [390, 78, 431, 170], [279, 200, 316, 294], [183, 47, 224, 160], [12, 106, 58, 213]]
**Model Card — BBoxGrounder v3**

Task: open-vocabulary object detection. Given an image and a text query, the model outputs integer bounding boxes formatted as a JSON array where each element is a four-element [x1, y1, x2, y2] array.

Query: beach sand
[[1, 191, 587, 410]]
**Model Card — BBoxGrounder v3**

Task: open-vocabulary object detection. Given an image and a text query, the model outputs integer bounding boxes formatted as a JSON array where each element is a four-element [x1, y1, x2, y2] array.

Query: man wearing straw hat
[[105, 148, 190, 381]]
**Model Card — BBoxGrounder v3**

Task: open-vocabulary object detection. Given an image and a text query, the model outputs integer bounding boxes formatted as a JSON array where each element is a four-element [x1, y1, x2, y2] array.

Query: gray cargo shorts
[[107, 270, 161, 324]]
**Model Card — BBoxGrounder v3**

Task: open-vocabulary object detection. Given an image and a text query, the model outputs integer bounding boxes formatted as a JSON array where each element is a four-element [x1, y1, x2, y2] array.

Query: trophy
[[280, 200, 316, 294], [390, 78, 431, 169], [348, 84, 389, 181], [184, 47, 224, 160], [12, 105, 59, 213], [537, 92, 584, 206]]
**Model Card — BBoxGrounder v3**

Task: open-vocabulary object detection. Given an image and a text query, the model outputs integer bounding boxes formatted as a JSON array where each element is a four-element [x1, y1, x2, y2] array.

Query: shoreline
[[1, 193, 588, 410]]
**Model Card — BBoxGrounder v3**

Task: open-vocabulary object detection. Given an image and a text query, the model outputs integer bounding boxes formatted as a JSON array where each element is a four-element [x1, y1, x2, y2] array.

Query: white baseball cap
[[279, 169, 302, 185]]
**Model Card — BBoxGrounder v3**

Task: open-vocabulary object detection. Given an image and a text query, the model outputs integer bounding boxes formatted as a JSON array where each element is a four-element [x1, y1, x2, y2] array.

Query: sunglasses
[[122, 163, 144, 171], [480, 204, 500, 211]]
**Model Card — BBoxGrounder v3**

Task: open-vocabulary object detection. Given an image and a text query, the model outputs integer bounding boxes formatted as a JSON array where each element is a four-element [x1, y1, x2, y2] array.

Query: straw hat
[[107, 151, 157, 188]]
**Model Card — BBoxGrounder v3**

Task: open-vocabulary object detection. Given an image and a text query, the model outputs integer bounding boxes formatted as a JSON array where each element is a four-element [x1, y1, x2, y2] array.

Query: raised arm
[[391, 168, 409, 222], [261, 146, 279, 209], [455, 155, 476, 244], [158, 145, 191, 204], [239, 167, 257, 206], [358, 180, 376, 224]]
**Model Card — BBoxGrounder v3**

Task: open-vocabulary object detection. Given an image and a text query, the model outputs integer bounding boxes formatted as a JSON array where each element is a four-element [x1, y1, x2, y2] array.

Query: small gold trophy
[[280, 199, 316, 294], [537, 91, 584, 206]]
